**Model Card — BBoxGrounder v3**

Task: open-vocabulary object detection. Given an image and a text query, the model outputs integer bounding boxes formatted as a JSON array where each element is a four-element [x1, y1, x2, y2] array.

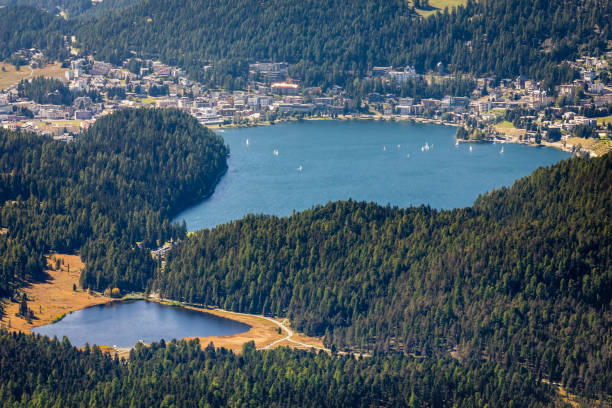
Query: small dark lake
[[32, 300, 250, 348]]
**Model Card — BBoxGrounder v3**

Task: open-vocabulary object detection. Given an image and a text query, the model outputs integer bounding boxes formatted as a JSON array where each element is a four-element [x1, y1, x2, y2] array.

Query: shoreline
[[0, 262, 325, 355], [207, 114, 597, 157], [0, 254, 109, 334], [150, 297, 326, 353]]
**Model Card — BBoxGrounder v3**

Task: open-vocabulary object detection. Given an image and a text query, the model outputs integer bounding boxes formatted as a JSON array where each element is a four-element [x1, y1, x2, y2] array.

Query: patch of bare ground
[[177, 306, 326, 353], [0, 256, 326, 356], [0, 62, 67, 90], [0, 254, 108, 333], [541, 380, 611, 408]]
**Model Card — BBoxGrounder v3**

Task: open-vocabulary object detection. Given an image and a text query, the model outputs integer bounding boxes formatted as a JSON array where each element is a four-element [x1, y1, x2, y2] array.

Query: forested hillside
[[0, 331, 560, 407], [0, 6, 68, 62], [1, 0, 609, 88], [0, 109, 227, 305], [0, 0, 139, 19], [157, 153, 612, 399], [74, 0, 609, 88]]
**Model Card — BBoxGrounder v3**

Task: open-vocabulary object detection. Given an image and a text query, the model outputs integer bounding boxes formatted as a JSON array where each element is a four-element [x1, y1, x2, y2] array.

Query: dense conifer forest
[[1, 0, 611, 403], [0, 108, 227, 304], [157, 153, 612, 399], [0, 6, 69, 63], [0, 330, 561, 407], [73, 0, 612, 88], [18, 76, 73, 105], [0, 109, 609, 404], [1, 0, 609, 88], [0, 0, 138, 19]]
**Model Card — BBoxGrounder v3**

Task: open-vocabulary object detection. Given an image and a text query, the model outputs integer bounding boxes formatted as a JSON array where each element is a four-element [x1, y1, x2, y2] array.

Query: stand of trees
[[157, 153, 612, 399], [1, 0, 610, 89], [0, 330, 560, 407], [18, 76, 73, 105], [0, 0, 139, 19], [347, 76, 477, 101], [0, 108, 228, 301], [76, 0, 612, 88], [0, 6, 69, 62]]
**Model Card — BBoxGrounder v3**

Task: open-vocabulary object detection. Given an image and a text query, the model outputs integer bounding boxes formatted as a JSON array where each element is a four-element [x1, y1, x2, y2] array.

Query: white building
[[388, 66, 418, 84]]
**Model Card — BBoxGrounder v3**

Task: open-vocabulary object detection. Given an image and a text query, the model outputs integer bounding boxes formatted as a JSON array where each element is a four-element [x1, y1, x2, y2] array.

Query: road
[[259, 317, 329, 352], [152, 295, 331, 353], [210, 308, 330, 352]]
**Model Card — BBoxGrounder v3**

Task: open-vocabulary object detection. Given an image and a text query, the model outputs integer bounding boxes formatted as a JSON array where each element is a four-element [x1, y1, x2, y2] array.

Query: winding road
[[153, 295, 331, 353], [211, 309, 330, 352]]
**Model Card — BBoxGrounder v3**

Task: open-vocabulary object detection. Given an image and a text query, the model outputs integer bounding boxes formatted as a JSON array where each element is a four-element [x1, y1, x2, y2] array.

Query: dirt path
[[204, 308, 329, 352], [258, 316, 329, 352]]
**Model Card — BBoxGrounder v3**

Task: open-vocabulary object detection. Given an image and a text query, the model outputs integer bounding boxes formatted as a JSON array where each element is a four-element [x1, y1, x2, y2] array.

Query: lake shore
[[207, 114, 604, 157], [151, 298, 326, 353], [0, 257, 324, 354], [0, 254, 109, 334]]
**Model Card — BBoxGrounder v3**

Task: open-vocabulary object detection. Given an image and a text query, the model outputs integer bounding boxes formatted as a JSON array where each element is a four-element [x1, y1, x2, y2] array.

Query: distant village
[[1, 50, 611, 156]]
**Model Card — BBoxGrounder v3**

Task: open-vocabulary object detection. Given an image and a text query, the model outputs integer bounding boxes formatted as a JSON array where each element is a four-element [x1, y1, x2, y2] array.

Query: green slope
[[157, 154, 612, 398], [0, 108, 228, 302]]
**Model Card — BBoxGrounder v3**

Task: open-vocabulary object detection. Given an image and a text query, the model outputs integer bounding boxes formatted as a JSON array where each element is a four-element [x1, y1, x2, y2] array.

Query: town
[[1, 51, 611, 156]]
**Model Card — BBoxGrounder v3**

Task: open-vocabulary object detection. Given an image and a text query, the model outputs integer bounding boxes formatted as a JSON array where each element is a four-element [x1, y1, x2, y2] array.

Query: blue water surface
[[177, 120, 569, 231], [32, 300, 249, 348]]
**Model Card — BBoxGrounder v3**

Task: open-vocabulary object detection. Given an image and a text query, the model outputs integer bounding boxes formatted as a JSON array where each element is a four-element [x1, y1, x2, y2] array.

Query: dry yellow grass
[[289, 332, 326, 349], [0, 253, 325, 355], [181, 308, 285, 353], [494, 121, 526, 138], [0, 254, 109, 333], [414, 0, 468, 17], [181, 306, 325, 353], [0, 62, 67, 90], [595, 115, 612, 126], [564, 137, 612, 157]]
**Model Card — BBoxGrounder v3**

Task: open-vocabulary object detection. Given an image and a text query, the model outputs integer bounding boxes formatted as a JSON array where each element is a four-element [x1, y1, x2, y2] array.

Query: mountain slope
[[73, 0, 610, 87], [0, 331, 560, 407], [0, 109, 228, 303], [2, 0, 608, 88], [157, 153, 612, 398], [0, 0, 140, 19]]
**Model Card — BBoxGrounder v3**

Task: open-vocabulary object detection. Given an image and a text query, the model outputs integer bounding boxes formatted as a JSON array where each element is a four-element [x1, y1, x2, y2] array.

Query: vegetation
[[0, 0, 610, 403], [0, 62, 67, 91], [347, 76, 477, 100], [74, 0, 610, 88], [0, 6, 69, 63], [0, 108, 228, 301], [157, 154, 612, 399], [18, 75, 73, 105], [1, 0, 609, 90], [0, 331, 561, 407], [0, 0, 139, 19]]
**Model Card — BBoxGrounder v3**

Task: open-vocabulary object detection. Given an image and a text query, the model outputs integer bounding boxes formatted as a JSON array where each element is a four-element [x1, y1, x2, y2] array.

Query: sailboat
[[273, 149, 279, 156], [297, 165, 303, 172], [500, 146, 504, 154], [246, 138, 249, 146], [469, 145, 473, 153]]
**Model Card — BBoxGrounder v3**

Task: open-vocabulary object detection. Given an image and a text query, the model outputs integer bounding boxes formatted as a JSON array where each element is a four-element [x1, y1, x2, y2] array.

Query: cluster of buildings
[[1, 51, 610, 155]]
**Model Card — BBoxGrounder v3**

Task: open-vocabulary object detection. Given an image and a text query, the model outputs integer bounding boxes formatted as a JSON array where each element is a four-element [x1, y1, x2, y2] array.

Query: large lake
[[176, 120, 570, 231], [32, 300, 250, 348]]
